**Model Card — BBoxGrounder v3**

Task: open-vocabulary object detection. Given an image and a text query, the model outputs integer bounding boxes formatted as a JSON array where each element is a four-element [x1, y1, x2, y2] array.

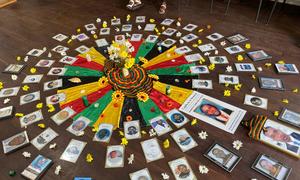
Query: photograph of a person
[[168, 157, 196, 180], [278, 108, 300, 128], [259, 77, 285, 91], [252, 154, 292, 180], [204, 143, 241, 172], [275, 64, 299, 74], [194, 98, 232, 124], [260, 119, 300, 158]]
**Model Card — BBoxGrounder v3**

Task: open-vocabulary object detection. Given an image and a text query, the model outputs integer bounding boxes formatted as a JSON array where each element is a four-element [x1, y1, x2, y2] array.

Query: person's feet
[[159, 2, 167, 14], [126, 0, 144, 11]]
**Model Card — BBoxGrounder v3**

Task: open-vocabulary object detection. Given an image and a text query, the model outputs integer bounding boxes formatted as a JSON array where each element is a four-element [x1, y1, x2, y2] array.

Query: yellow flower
[[22, 85, 30, 91], [38, 123, 46, 129], [126, 14, 131, 21], [245, 43, 251, 49], [112, 90, 124, 102], [277, 60, 285, 64], [47, 104, 55, 112], [148, 74, 159, 80], [224, 90, 231, 97], [16, 56, 21, 61], [98, 76, 108, 87], [139, 57, 148, 64], [36, 103, 43, 109], [76, 28, 81, 33], [163, 139, 170, 149], [264, 63, 272, 68], [119, 51, 128, 59], [198, 29, 204, 33], [86, 153, 93, 163], [274, 111, 279, 117], [237, 55, 244, 61], [251, 74, 256, 80], [15, 113, 24, 117], [198, 40, 202, 44], [30, 68, 37, 74], [121, 137, 128, 146], [119, 131, 124, 137], [191, 118, 198, 126], [234, 83, 242, 91], [149, 18, 155, 23], [67, 39, 72, 44], [208, 64, 215, 71], [137, 92, 149, 102], [192, 44, 198, 48], [282, 99, 289, 104], [124, 58, 135, 69], [292, 88, 298, 93]]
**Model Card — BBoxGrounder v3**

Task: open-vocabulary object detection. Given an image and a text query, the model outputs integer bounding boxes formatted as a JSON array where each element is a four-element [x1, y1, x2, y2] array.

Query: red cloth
[[72, 56, 104, 71], [61, 85, 112, 115], [149, 89, 181, 113], [145, 55, 188, 70], [129, 40, 144, 58]]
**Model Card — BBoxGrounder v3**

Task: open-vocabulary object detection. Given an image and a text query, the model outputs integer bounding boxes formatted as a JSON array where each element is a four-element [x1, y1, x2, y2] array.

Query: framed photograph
[[258, 77, 285, 91], [252, 154, 292, 180], [21, 155, 53, 180], [136, 16, 146, 23], [76, 33, 90, 42], [74, 177, 92, 180], [0, 106, 14, 120], [52, 45, 69, 53], [105, 145, 125, 168], [161, 18, 175, 26], [122, 24, 132, 32], [244, 94, 268, 110], [278, 108, 300, 128], [171, 128, 198, 152], [130, 34, 143, 42], [141, 138, 164, 163], [180, 91, 246, 134], [144, 24, 156, 31], [192, 79, 213, 89], [129, 168, 152, 180], [175, 46, 192, 55], [145, 35, 158, 43], [224, 45, 244, 54], [165, 109, 189, 128], [2, 131, 29, 154], [47, 67, 66, 76], [59, 56, 77, 65], [219, 74, 239, 85], [27, 48, 44, 57], [35, 59, 55, 68], [209, 56, 229, 64], [235, 63, 256, 72], [115, 35, 126, 43], [182, 24, 198, 32], [149, 116, 172, 136], [247, 50, 272, 61], [0, 86, 20, 98], [51, 106, 76, 126], [3, 64, 25, 74], [20, 91, 40, 105], [204, 143, 242, 172], [20, 110, 43, 128], [190, 65, 209, 74], [100, 28, 110, 35], [95, 38, 109, 47], [111, 18, 121, 25], [46, 93, 66, 105], [75, 45, 90, 54], [275, 64, 299, 74], [184, 53, 203, 63], [66, 116, 91, 136], [226, 33, 248, 44], [181, 33, 198, 42], [93, 123, 114, 143], [52, 33, 68, 42], [162, 27, 177, 36], [31, 127, 58, 150], [60, 139, 87, 163], [161, 38, 176, 48], [44, 79, 63, 91], [84, 23, 97, 31], [206, 33, 224, 42], [124, 120, 141, 140], [198, 43, 217, 52], [260, 119, 300, 158], [22, 74, 43, 84], [168, 157, 196, 180]]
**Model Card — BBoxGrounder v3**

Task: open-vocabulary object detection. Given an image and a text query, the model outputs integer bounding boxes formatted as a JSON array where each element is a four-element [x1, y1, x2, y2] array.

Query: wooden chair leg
[[255, 0, 263, 23], [266, 0, 278, 24], [210, 0, 213, 14], [225, 0, 231, 15]]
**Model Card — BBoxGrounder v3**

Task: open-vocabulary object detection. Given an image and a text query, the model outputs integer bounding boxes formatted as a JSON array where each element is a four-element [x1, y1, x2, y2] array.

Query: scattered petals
[[149, 18, 155, 23], [36, 103, 43, 109], [138, 25, 142, 30], [204, 52, 210, 56], [232, 140, 243, 150], [274, 111, 279, 117], [22, 85, 30, 91], [226, 65, 233, 72], [15, 113, 24, 117], [161, 173, 170, 180], [30, 67, 37, 74], [176, 32, 182, 37], [47, 104, 55, 112], [4, 98, 10, 104], [208, 64, 215, 71], [198, 28, 204, 33], [282, 99, 289, 104], [121, 137, 128, 146], [198, 39, 202, 45], [292, 88, 298, 93], [16, 56, 21, 61], [191, 118, 198, 126], [49, 143, 57, 149], [54, 165, 62, 175], [234, 83, 242, 91], [179, 39, 184, 44], [251, 74, 256, 80], [126, 14, 131, 21], [22, 151, 31, 158], [214, 50, 218, 55], [277, 60, 285, 64], [128, 154, 134, 164], [24, 56, 29, 62], [149, 129, 157, 136], [220, 41, 226, 46], [257, 67, 263, 72], [199, 165, 209, 174], [264, 63, 272, 68], [224, 83, 230, 87], [38, 123, 46, 129], [86, 153, 94, 163], [224, 90, 231, 97], [163, 139, 170, 149], [198, 131, 208, 140], [119, 131, 124, 137], [245, 43, 251, 49], [251, 87, 256, 93], [11, 75, 18, 81], [237, 54, 244, 61], [141, 130, 147, 135]]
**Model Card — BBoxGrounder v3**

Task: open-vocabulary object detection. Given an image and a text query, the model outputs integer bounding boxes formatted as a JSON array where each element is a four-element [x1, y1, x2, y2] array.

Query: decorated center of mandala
[[106, 64, 153, 98]]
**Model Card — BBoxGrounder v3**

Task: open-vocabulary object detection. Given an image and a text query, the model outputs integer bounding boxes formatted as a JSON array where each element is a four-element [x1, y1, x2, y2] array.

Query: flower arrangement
[[107, 40, 135, 69], [136, 92, 149, 102]]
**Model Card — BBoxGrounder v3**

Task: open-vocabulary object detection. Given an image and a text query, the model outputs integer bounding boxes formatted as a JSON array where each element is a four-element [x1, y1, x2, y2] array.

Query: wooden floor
[[0, 0, 300, 179]]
